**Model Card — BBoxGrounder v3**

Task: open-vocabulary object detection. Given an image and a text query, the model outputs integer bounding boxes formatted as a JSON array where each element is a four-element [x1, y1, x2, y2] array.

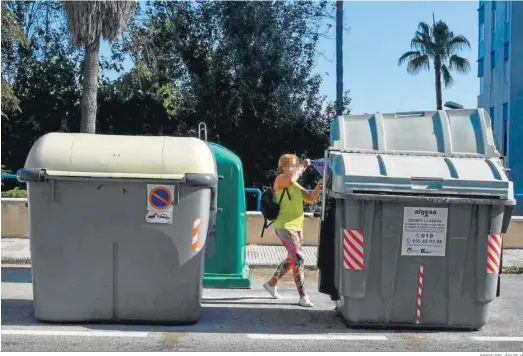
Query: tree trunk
[[434, 56, 443, 110], [80, 36, 100, 134]]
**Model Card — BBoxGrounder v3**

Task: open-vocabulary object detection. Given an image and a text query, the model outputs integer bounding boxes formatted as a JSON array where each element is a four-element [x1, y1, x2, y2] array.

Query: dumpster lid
[[330, 109, 499, 158], [23, 133, 216, 179], [328, 152, 513, 199]]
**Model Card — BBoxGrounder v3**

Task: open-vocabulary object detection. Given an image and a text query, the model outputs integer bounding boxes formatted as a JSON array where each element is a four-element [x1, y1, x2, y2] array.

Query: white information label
[[401, 207, 448, 256], [146, 184, 174, 224]]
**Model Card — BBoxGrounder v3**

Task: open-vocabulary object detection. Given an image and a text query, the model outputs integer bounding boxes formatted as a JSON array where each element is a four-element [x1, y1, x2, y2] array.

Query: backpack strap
[[260, 218, 275, 237], [261, 187, 290, 238], [278, 187, 290, 204]]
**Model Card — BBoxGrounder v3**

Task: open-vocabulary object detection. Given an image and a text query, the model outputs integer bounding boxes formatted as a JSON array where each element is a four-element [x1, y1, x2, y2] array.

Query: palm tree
[[63, 1, 137, 133], [398, 19, 471, 110]]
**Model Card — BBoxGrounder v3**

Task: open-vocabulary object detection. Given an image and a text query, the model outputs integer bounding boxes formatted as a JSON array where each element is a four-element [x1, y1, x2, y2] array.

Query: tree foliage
[[1, 2, 29, 116], [2, 0, 350, 198], [2, 1, 82, 174], [64, 1, 137, 47], [63, 0, 137, 133], [112, 1, 348, 185], [398, 19, 471, 110]]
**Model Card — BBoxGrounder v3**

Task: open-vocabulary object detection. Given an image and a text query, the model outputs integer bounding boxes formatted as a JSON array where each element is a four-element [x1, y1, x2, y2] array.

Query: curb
[[2, 257, 31, 265], [0, 258, 318, 270], [504, 267, 523, 274]]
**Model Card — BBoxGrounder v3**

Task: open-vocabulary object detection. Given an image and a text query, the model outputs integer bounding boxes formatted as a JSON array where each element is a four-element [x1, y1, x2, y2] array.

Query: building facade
[[477, 1, 523, 213]]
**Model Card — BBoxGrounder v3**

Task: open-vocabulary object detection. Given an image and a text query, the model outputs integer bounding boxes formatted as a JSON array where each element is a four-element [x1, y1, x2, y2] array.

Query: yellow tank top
[[273, 182, 304, 231]]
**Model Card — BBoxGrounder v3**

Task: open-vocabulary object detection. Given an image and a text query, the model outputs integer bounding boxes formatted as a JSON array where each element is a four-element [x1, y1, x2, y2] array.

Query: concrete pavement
[[2, 267, 523, 352], [3, 238, 523, 271]]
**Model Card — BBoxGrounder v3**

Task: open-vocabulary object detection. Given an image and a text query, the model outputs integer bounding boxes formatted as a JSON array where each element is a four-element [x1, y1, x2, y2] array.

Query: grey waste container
[[17, 133, 218, 324], [319, 109, 515, 330]]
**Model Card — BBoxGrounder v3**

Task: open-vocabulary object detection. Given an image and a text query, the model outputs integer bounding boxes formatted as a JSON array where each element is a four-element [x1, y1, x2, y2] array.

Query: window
[[504, 21, 511, 42], [505, 1, 511, 22], [491, 50, 496, 68], [479, 23, 485, 42], [480, 77, 484, 94], [478, 58, 484, 77], [502, 103, 509, 157], [490, 107, 495, 127], [504, 60, 509, 83], [479, 4, 485, 23], [492, 10, 496, 32], [490, 68, 495, 91], [504, 42, 510, 61]]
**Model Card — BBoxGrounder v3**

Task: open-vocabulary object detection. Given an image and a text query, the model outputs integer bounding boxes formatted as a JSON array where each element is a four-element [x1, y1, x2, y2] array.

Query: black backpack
[[260, 187, 291, 237]]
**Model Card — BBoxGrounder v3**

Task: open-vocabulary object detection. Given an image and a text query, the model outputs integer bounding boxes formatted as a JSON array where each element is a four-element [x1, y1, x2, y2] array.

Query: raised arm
[[273, 159, 310, 191], [296, 179, 323, 204]]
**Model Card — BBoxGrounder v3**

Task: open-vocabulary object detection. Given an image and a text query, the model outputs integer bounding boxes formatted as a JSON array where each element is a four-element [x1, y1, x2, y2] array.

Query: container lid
[[330, 109, 498, 158], [208, 142, 243, 169], [329, 152, 513, 199], [24, 133, 216, 179]]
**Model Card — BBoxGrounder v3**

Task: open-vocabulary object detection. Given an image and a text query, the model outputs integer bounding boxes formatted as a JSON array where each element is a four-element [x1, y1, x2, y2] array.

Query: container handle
[[17, 168, 46, 183], [394, 111, 425, 117], [198, 122, 208, 142], [410, 177, 444, 182], [410, 177, 444, 190]]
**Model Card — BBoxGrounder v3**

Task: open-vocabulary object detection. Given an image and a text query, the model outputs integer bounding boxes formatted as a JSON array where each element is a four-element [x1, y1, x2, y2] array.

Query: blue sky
[[101, 1, 479, 115]]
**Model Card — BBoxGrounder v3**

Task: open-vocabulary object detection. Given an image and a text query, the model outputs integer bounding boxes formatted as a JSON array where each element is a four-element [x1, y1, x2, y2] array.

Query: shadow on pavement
[[1, 267, 32, 284], [1, 299, 38, 326], [203, 297, 293, 306], [2, 299, 488, 334], [5, 275, 520, 335], [0, 297, 348, 334], [203, 297, 274, 301], [1, 298, 449, 335]]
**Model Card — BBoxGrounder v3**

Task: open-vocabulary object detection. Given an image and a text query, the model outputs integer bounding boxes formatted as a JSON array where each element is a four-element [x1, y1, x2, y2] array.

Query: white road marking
[[3, 329, 521, 343], [247, 333, 388, 341], [1, 329, 149, 338], [471, 336, 523, 342]]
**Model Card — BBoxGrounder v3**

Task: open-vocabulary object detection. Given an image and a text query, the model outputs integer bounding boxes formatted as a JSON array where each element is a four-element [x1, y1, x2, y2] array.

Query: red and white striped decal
[[487, 234, 502, 274], [191, 218, 201, 252], [415, 262, 425, 324], [342, 229, 364, 270]]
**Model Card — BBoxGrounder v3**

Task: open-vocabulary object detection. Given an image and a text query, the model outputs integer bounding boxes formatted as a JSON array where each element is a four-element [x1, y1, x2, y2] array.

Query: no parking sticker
[[146, 184, 175, 224]]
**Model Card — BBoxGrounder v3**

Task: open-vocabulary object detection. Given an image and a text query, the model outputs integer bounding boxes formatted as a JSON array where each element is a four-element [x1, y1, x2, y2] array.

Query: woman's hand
[[299, 178, 324, 203], [301, 158, 311, 168]]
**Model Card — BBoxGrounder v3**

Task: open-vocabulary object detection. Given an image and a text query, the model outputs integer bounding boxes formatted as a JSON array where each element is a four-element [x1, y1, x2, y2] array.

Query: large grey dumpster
[[17, 133, 218, 324], [319, 109, 515, 329]]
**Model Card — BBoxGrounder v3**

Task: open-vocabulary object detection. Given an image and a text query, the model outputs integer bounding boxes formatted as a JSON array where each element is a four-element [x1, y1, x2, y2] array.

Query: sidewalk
[[3, 238, 523, 271]]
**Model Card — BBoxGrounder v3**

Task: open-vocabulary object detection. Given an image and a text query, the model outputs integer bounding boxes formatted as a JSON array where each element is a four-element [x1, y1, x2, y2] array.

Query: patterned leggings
[[268, 229, 306, 298]]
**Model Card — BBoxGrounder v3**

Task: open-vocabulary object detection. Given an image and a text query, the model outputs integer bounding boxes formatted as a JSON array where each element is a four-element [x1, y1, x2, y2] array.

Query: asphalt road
[[2, 267, 523, 352]]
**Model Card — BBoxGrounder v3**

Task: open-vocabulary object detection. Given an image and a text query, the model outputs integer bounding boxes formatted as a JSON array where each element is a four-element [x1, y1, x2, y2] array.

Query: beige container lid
[[24, 133, 216, 179]]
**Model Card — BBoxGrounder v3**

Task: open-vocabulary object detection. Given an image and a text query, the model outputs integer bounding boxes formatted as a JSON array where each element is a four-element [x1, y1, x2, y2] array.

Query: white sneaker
[[298, 295, 314, 307], [263, 282, 281, 299]]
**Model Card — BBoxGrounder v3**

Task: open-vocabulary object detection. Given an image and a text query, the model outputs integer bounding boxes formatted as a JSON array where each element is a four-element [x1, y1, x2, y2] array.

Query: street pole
[[336, 0, 343, 116]]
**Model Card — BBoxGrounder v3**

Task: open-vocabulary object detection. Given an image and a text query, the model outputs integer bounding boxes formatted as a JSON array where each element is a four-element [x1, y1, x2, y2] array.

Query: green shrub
[[1, 165, 12, 174], [1, 187, 28, 198]]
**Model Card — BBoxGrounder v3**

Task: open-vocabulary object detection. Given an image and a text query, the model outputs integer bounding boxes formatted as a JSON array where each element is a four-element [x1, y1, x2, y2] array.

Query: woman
[[263, 153, 323, 307]]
